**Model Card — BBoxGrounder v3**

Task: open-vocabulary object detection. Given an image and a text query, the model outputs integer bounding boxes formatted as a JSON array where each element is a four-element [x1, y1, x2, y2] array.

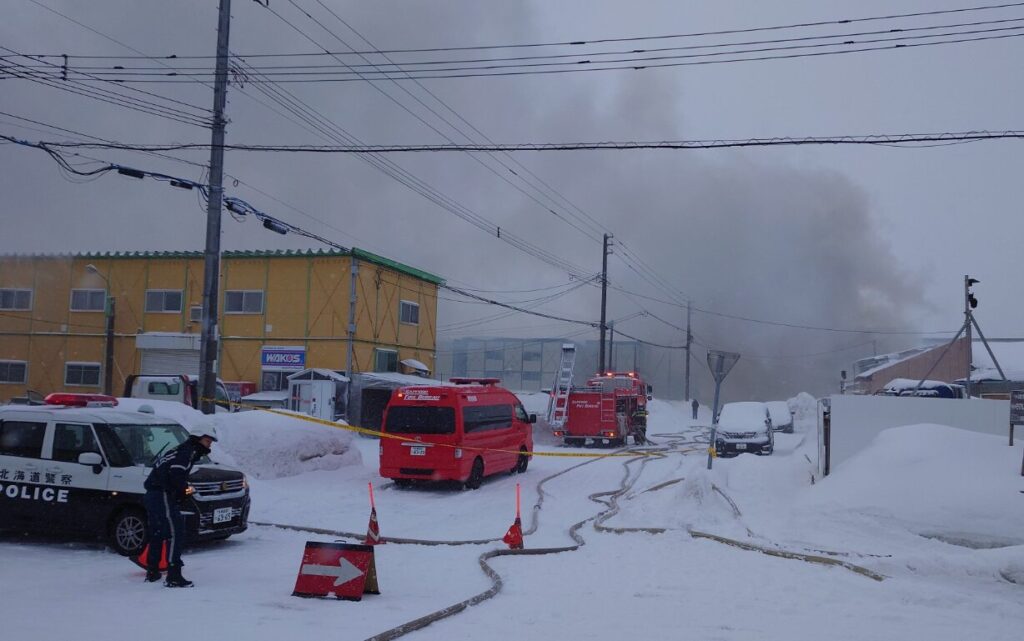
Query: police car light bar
[[44, 393, 119, 407]]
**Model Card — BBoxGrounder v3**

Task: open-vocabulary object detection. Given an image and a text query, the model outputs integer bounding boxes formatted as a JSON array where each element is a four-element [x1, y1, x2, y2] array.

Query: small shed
[[349, 371, 449, 431], [287, 368, 350, 421]]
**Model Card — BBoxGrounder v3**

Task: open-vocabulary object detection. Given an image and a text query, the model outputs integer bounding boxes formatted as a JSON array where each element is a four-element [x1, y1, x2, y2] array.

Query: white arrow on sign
[[301, 557, 364, 587]]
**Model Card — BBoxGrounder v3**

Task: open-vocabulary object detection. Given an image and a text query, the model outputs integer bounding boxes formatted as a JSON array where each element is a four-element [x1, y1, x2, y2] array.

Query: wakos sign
[[262, 346, 306, 370]]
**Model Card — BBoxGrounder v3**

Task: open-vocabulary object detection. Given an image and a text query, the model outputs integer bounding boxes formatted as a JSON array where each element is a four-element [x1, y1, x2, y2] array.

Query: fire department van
[[379, 378, 535, 489], [0, 395, 250, 555]]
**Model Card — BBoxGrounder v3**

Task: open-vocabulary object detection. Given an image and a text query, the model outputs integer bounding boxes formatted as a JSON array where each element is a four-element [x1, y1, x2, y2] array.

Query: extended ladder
[[546, 343, 577, 428]]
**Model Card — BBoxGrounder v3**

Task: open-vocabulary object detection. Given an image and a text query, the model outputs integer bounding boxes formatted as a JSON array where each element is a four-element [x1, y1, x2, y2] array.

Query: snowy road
[[1, 399, 1022, 640]]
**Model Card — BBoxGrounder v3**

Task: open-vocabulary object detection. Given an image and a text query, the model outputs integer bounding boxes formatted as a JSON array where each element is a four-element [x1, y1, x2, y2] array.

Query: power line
[[36, 30, 1024, 82], [28, 129, 1023, 153], [25, 2, 1024, 58]]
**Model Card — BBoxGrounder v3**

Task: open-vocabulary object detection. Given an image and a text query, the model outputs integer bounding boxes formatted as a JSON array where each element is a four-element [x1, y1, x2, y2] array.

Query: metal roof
[[1, 247, 444, 285]]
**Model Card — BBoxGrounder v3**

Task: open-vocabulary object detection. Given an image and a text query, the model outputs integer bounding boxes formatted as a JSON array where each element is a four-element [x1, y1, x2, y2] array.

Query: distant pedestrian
[[691, 399, 699, 420], [143, 432, 216, 587]]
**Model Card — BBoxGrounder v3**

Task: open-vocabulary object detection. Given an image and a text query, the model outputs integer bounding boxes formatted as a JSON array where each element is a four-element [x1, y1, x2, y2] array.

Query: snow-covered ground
[[1, 396, 1022, 640]]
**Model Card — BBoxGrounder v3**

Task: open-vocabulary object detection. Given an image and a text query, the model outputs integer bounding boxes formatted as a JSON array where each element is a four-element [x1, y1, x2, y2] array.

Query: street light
[[85, 264, 116, 396]]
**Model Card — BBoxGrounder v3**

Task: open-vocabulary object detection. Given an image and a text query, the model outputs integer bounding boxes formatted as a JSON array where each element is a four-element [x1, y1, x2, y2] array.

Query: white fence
[[821, 394, 1010, 473]]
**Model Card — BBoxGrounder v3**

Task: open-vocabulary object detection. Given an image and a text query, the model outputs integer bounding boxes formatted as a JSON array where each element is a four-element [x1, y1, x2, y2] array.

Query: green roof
[[2, 248, 445, 285]]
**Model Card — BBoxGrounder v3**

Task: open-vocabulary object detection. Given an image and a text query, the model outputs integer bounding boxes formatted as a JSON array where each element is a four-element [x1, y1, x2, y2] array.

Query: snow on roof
[[355, 371, 450, 387], [882, 378, 957, 391], [765, 401, 792, 423], [854, 347, 930, 380], [287, 368, 350, 382], [717, 401, 769, 429], [242, 390, 289, 402]]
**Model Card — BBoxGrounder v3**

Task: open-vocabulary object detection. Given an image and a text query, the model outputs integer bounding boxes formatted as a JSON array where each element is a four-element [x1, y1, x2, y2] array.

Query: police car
[[0, 394, 250, 555]]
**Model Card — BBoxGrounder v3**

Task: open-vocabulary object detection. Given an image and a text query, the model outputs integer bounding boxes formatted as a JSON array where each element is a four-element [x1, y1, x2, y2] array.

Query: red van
[[379, 378, 535, 489]]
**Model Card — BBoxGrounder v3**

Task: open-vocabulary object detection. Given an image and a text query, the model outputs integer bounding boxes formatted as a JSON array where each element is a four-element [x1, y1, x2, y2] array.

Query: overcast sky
[[1, 1, 1020, 399]]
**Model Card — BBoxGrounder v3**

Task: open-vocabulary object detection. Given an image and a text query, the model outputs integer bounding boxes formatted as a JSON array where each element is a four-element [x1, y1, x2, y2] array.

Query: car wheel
[[394, 478, 413, 489], [515, 448, 530, 474], [109, 508, 147, 556], [565, 437, 583, 447], [465, 458, 485, 490]]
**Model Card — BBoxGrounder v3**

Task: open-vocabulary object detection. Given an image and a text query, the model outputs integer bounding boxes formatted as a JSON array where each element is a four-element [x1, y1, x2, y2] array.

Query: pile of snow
[[787, 391, 817, 424], [800, 423, 1024, 542], [114, 398, 361, 479]]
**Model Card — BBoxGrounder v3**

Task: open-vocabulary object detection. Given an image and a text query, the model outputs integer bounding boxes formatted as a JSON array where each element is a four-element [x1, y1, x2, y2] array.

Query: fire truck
[[552, 371, 652, 446]]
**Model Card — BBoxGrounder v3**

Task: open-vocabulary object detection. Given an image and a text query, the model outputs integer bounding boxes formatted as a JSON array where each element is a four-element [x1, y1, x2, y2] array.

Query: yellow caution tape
[[206, 397, 675, 459]]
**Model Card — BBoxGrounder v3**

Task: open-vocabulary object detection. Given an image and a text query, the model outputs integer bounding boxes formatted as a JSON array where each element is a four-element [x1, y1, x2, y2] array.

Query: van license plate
[[410, 446, 426, 456], [213, 507, 233, 524], [735, 443, 747, 450]]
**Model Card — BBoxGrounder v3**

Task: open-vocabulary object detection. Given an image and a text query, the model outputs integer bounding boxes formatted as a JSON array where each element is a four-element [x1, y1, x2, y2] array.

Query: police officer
[[143, 432, 216, 587]]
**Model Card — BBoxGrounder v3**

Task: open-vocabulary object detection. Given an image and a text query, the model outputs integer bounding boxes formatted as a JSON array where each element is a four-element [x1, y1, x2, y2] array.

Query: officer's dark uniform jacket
[[144, 438, 200, 497]]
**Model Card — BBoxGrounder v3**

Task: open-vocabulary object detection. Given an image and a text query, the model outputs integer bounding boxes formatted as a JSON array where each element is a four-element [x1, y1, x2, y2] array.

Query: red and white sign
[[292, 542, 376, 601]]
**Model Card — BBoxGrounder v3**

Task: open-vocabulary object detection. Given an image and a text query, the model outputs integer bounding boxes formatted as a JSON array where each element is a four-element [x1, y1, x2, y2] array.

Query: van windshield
[[94, 423, 195, 467], [385, 406, 456, 435]]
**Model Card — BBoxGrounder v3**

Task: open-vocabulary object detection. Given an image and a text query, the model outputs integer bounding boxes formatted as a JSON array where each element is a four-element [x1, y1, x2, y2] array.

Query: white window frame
[[224, 290, 265, 315], [0, 288, 33, 311], [144, 289, 183, 313], [0, 360, 28, 384], [374, 348, 399, 373], [64, 361, 101, 387], [69, 288, 106, 312], [399, 300, 420, 326]]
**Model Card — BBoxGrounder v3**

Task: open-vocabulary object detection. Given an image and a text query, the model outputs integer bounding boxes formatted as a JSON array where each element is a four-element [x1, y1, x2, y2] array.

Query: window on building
[[225, 290, 264, 314], [399, 300, 419, 325], [65, 362, 101, 387], [374, 348, 398, 373], [52, 423, 101, 463], [189, 305, 203, 323], [70, 289, 106, 312], [0, 421, 46, 458], [0, 289, 32, 311], [262, 370, 290, 392], [485, 349, 503, 361], [522, 351, 542, 362], [0, 361, 27, 384], [522, 370, 542, 382], [145, 289, 183, 313]]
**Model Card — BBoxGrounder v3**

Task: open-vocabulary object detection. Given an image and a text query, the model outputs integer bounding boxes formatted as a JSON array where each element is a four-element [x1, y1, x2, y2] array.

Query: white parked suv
[[714, 401, 774, 457], [766, 401, 794, 433]]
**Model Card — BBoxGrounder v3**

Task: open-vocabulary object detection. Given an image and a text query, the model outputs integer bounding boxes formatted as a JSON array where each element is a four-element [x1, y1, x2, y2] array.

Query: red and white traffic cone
[[365, 482, 382, 545], [503, 483, 524, 550]]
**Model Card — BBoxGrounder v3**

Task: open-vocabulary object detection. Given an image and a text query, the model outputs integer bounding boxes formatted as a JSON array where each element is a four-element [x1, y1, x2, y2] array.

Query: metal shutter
[[139, 349, 201, 375]]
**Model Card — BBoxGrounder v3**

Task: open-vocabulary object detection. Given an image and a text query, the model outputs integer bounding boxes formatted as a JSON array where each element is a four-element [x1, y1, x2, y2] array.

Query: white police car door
[[44, 422, 112, 531], [0, 418, 48, 528]]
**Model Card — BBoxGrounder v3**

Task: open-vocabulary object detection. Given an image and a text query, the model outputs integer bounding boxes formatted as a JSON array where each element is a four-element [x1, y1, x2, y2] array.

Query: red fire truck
[[552, 372, 652, 446]]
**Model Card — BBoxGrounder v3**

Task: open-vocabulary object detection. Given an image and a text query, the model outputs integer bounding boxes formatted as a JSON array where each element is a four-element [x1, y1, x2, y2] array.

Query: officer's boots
[[165, 565, 194, 588]]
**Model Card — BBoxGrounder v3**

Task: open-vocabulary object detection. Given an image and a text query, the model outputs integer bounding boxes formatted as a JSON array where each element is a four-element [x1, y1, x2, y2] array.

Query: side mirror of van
[[528, 414, 537, 424], [78, 451, 104, 474]]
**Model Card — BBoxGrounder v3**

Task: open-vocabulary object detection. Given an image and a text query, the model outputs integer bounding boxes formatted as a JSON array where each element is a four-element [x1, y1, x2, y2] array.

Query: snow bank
[[114, 398, 361, 479], [787, 391, 817, 424], [801, 423, 1024, 542]]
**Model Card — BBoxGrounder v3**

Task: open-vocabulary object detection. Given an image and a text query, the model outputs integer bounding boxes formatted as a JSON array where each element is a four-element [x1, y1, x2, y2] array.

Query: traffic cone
[[503, 483, 524, 550], [131, 541, 168, 571], [363, 482, 381, 594]]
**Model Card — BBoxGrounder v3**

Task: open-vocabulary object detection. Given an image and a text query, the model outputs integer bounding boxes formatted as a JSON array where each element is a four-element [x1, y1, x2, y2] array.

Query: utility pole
[[103, 298, 116, 396], [684, 300, 692, 401], [198, 0, 232, 415], [964, 274, 973, 399], [608, 320, 615, 370], [598, 233, 612, 373]]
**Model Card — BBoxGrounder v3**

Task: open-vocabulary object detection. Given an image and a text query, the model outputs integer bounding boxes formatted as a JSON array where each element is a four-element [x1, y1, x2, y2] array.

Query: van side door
[[45, 422, 112, 532], [0, 418, 48, 528]]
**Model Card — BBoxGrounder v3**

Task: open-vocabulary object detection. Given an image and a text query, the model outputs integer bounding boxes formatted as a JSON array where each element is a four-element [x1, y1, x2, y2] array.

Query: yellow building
[[0, 249, 442, 400]]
